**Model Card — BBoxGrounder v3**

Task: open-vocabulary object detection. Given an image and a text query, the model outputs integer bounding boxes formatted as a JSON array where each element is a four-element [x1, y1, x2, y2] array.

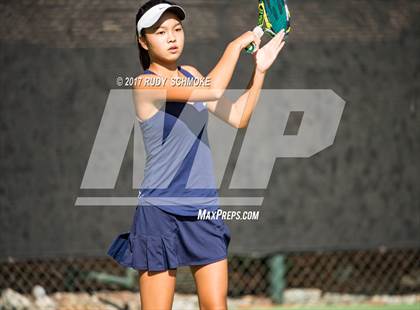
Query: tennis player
[[107, 0, 286, 309]]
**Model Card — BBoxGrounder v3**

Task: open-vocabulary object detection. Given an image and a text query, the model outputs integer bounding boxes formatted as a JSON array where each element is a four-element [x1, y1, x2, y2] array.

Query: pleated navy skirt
[[107, 205, 231, 272]]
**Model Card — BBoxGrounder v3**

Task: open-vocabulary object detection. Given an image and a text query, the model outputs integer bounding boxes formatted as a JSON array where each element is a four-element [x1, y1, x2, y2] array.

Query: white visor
[[137, 3, 186, 36]]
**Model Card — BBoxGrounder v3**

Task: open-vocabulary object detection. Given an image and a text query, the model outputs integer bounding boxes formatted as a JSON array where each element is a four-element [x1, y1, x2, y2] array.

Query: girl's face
[[139, 11, 185, 64]]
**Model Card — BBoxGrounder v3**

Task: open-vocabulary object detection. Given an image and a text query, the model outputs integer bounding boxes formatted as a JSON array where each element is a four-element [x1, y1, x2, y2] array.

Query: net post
[[268, 253, 286, 304]]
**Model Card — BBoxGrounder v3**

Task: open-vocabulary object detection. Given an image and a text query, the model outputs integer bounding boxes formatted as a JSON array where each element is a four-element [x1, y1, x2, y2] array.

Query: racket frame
[[245, 0, 291, 53]]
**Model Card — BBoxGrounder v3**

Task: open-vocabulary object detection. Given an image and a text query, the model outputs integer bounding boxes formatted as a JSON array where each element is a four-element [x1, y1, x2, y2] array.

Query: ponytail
[[136, 29, 150, 70]]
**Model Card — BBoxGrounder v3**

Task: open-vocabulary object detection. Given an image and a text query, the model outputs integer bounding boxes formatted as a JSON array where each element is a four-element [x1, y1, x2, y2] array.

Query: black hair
[[135, 0, 180, 70]]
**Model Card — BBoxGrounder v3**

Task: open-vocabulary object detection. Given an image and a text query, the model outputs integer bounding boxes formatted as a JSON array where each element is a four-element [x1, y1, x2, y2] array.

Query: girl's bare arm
[[183, 65, 266, 129], [133, 31, 260, 103], [183, 30, 286, 128]]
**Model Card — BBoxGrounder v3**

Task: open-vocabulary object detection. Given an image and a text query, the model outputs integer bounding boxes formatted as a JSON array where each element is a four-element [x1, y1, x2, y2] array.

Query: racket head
[[258, 0, 291, 37]]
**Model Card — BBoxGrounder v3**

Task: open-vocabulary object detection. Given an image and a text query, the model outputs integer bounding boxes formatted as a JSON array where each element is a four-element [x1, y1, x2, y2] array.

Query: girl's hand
[[233, 30, 261, 51], [253, 30, 286, 73]]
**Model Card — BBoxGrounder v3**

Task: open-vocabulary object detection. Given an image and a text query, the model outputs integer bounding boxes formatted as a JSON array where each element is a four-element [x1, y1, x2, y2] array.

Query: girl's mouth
[[168, 46, 178, 53]]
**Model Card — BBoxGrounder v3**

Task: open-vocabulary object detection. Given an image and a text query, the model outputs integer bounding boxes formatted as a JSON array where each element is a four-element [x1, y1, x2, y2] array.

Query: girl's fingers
[[267, 30, 284, 48], [275, 31, 286, 46], [254, 34, 260, 48], [275, 30, 285, 42], [275, 41, 286, 54], [277, 38, 285, 48], [255, 33, 262, 44], [259, 30, 285, 52]]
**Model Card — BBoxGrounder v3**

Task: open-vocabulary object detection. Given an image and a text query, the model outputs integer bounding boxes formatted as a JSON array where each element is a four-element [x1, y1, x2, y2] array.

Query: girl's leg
[[138, 269, 177, 310], [190, 258, 229, 310]]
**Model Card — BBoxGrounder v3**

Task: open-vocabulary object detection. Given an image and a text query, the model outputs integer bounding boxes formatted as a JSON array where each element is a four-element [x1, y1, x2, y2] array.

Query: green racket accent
[[245, 0, 291, 54], [261, 0, 291, 37], [244, 42, 257, 54]]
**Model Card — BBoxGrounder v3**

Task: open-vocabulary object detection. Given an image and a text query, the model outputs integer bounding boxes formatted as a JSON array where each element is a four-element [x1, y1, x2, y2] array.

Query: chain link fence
[[1, 248, 419, 299]]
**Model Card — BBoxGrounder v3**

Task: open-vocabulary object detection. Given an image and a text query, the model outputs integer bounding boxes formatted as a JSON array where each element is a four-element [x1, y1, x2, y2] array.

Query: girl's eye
[[175, 28, 182, 32], [157, 31, 165, 35]]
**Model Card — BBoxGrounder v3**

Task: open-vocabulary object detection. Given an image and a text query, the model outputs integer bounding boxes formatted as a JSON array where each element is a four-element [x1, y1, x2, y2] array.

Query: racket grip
[[244, 26, 264, 54]]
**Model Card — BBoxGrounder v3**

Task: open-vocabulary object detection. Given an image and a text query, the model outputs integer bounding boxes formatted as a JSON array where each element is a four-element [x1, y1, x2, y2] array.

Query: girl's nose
[[168, 31, 176, 42]]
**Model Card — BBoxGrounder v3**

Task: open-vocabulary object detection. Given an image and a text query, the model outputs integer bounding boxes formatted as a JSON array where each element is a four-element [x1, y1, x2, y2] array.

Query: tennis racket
[[245, 0, 291, 54]]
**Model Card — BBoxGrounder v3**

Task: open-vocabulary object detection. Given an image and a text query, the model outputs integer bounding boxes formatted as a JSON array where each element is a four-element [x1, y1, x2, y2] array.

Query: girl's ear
[[139, 36, 149, 50]]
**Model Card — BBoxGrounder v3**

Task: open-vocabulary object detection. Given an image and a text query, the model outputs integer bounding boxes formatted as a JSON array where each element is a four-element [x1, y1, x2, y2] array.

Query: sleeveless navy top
[[136, 66, 220, 216]]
